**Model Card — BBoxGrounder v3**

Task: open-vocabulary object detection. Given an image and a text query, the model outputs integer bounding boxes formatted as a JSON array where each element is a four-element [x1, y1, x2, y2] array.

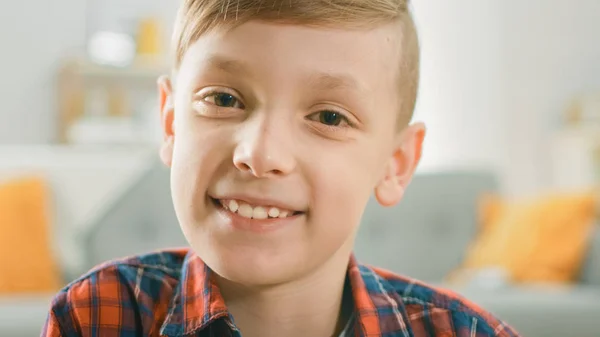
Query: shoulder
[[364, 265, 521, 337], [45, 248, 189, 336]]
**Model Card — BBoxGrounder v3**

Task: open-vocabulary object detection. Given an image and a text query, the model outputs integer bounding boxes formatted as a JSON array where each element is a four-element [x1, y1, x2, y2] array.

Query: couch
[[1, 156, 598, 336]]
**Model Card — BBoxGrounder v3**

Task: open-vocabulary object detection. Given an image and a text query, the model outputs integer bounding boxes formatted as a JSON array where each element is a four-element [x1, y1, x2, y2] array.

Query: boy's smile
[[158, 21, 425, 286], [210, 195, 306, 233], [216, 198, 300, 220]]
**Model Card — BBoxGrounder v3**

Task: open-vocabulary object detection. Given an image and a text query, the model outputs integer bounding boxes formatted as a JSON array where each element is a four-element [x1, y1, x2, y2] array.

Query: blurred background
[[0, 0, 599, 336]]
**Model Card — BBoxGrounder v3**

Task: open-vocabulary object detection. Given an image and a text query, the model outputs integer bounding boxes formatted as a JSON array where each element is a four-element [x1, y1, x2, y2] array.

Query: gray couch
[[3, 163, 599, 336]]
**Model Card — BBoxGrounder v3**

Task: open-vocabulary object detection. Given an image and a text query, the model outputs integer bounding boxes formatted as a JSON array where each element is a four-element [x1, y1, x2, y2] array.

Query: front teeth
[[252, 206, 268, 219], [237, 203, 253, 218], [222, 199, 293, 219], [228, 200, 239, 212]]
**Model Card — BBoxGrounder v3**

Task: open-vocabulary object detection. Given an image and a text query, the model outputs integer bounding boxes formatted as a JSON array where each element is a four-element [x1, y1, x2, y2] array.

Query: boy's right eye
[[202, 91, 245, 109]]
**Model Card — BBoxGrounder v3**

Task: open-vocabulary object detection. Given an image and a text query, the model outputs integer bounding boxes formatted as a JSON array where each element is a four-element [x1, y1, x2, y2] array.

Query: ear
[[158, 75, 175, 167], [375, 122, 426, 207]]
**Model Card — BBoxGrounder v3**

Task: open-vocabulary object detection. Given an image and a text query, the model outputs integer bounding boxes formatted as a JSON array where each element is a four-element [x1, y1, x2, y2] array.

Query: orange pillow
[[456, 191, 597, 284], [0, 176, 62, 294]]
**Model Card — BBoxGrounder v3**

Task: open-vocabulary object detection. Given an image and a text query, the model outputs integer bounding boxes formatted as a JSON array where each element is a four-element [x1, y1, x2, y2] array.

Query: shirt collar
[[160, 250, 412, 337]]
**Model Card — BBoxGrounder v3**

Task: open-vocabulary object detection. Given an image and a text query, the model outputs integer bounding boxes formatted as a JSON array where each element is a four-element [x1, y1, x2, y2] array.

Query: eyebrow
[[307, 72, 362, 92], [204, 54, 252, 78], [203, 54, 361, 92]]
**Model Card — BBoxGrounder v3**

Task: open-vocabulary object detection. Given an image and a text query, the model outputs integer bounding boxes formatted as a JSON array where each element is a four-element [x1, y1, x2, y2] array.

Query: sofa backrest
[[354, 171, 498, 282], [82, 161, 186, 276]]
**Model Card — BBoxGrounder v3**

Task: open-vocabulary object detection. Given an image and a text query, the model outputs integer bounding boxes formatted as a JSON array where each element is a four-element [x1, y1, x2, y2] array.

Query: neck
[[216, 252, 353, 337]]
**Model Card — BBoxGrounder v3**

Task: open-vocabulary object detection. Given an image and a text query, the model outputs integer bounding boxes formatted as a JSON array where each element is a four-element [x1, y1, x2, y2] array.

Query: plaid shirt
[[42, 248, 520, 337]]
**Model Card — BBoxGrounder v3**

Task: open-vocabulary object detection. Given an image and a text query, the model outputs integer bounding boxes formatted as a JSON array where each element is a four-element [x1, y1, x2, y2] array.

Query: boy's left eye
[[318, 111, 343, 126], [203, 92, 245, 109], [307, 110, 352, 128]]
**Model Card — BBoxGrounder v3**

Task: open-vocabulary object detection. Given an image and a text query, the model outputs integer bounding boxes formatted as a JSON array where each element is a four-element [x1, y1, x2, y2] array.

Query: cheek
[[306, 148, 381, 243], [170, 117, 231, 219]]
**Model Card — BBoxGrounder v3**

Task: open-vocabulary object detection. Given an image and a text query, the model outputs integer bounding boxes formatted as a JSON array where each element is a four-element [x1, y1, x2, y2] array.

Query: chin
[[204, 242, 309, 286]]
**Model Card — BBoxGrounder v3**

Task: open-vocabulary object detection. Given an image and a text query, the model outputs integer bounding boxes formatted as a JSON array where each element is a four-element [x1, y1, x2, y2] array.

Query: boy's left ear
[[375, 122, 426, 207]]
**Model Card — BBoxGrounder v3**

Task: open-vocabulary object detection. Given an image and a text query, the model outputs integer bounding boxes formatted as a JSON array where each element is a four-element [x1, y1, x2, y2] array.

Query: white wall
[[0, 0, 86, 143], [501, 0, 600, 196], [413, 0, 600, 196], [412, 0, 510, 190]]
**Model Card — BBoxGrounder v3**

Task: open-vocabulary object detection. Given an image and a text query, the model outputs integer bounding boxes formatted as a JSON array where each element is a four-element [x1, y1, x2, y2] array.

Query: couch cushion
[[457, 191, 597, 283], [0, 177, 61, 294]]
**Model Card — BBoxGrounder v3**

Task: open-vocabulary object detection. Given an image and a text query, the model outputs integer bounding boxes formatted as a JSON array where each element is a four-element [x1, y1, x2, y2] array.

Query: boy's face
[[159, 21, 425, 285]]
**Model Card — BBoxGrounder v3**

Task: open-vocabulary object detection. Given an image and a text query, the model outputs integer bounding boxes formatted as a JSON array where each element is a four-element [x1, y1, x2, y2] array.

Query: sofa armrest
[[580, 226, 600, 286]]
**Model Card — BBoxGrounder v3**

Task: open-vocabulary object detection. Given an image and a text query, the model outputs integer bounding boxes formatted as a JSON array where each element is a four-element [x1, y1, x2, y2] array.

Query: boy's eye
[[204, 92, 244, 109], [307, 110, 351, 128], [319, 111, 343, 126]]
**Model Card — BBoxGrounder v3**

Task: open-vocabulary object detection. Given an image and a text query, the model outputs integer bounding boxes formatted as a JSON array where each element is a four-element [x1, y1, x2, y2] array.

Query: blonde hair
[[172, 0, 420, 124]]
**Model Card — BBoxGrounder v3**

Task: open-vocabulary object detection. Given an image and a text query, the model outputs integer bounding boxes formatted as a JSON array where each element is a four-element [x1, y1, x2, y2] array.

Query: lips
[[216, 198, 298, 219]]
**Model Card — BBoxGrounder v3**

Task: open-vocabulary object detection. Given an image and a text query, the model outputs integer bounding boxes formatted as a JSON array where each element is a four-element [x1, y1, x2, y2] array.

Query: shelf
[[57, 58, 166, 144]]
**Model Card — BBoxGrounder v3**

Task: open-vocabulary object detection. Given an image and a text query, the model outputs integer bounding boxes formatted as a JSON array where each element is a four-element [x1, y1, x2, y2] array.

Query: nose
[[233, 116, 296, 178]]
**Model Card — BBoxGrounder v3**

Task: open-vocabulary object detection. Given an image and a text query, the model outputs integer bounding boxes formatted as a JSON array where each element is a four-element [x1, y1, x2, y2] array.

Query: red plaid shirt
[[42, 248, 520, 336]]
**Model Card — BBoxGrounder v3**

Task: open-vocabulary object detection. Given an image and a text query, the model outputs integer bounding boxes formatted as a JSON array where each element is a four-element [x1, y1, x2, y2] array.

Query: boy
[[43, 0, 520, 336]]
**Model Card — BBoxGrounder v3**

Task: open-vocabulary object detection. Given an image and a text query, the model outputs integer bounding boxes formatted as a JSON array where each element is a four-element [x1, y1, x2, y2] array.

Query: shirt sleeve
[[39, 289, 82, 337], [40, 310, 65, 337]]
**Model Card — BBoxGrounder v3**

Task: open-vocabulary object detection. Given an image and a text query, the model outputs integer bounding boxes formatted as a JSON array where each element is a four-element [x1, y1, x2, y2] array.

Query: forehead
[[177, 21, 402, 94]]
